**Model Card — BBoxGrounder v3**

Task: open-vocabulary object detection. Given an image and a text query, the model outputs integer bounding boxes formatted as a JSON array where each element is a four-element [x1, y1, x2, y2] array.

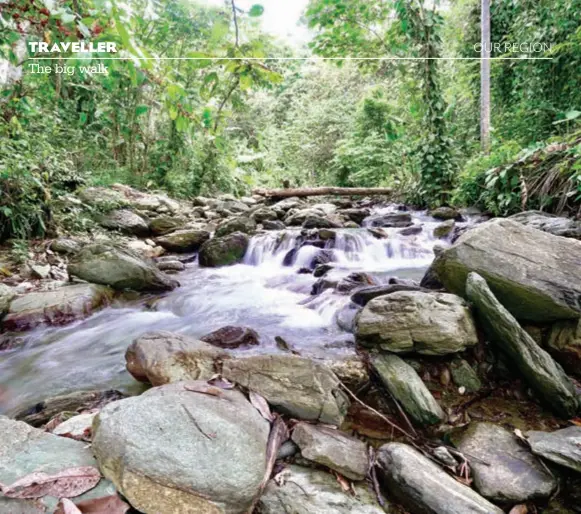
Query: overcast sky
[[199, 0, 312, 44]]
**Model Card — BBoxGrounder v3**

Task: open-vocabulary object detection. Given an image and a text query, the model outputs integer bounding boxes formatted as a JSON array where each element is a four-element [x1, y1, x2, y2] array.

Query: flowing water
[[0, 206, 464, 415]]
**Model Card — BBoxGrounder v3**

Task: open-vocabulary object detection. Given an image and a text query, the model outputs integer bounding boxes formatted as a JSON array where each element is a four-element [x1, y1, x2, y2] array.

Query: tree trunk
[[253, 186, 393, 199], [480, 0, 491, 154]]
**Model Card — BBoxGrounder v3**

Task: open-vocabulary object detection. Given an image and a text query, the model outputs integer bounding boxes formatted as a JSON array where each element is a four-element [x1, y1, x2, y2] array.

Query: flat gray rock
[[258, 465, 385, 514], [510, 210, 581, 239], [377, 442, 504, 514], [0, 417, 115, 514], [527, 426, 581, 473], [99, 208, 150, 236], [356, 291, 478, 355], [372, 354, 444, 426], [434, 219, 581, 322], [92, 381, 270, 514], [466, 272, 578, 417], [222, 354, 349, 426], [291, 422, 368, 480], [456, 422, 556, 502]]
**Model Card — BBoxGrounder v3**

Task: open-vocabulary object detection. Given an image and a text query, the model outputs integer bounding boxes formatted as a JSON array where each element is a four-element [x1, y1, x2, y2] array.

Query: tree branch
[[213, 75, 240, 132], [230, 0, 240, 48]]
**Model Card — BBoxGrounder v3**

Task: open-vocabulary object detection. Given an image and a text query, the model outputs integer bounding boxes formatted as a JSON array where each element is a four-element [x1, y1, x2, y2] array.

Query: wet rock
[[311, 277, 338, 295], [377, 442, 504, 514], [450, 359, 482, 393], [0, 283, 15, 319], [510, 210, 581, 239], [336, 272, 375, 294], [126, 331, 226, 386], [544, 320, 581, 377], [309, 248, 335, 269], [215, 216, 256, 237], [429, 206, 462, 221], [527, 426, 581, 473], [0, 417, 115, 514], [92, 381, 269, 514], [302, 215, 341, 229], [367, 227, 388, 238], [313, 263, 333, 277], [466, 272, 578, 417], [222, 354, 349, 426], [68, 243, 179, 291], [356, 291, 478, 355], [51, 237, 83, 255], [258, 464, 386, 514], [399, 225, 423, 236], [372, 354, 445, 426], [198, 232, 249, 267], [433, 219, 581, 322], [433, 219, 455, 238], [154, 228, 211, 252], [2, 284, 113, 332], [341, 208, 370, 225], [366, 212, 412, 228], [262, 219, 285, 230], [14, 389, 126, 427], [291, 422, 368, 480], [156, 260, 185, 272], [419, 264, 443, 290], [201, 326, 260, 349], [456, 422, 556, 502], [251, 207, 278, 223], [318, 228, 337, 240], [350, 283, 421, 306], [149, 215, 186, 236], [335, 303, 361, 333], [99, 209, 150, 236]]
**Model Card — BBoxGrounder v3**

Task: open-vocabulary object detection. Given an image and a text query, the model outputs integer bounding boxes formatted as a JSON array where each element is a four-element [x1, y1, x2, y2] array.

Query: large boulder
[[149, 216, 186, 236], [291, 422, 369, 480], [68, 243, 179, 291], [433, 219, 581, 322], [466, 272, 578, 417], [51, 237, 83, 255], [215, 217, 256, 237], [350, 284, 422, 307], [455, 422, 556, 502], [2, 284, 113, 332], [154, 229, 210, 253], [222, 354, 349, 426], [0, 417, 115, 513], [251, 208, 278, 223], [198, 232, 249, 267], [258, 465, 385, 514], [429, 206, 462, 220], [77, 187, 128, 209], [99, 209, 150, 236], [510, 210, 581, 239], [125, 331, 227, 386], [372, 354, 444, 426], [356, 291, 478, 355], [527, 427, 581, 473], [92, 381, 270, 514], [377, 443, 503, 514]]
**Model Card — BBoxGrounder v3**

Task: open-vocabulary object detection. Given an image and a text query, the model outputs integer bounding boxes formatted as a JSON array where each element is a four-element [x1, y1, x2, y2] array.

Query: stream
[[0, 206, 463, 415]]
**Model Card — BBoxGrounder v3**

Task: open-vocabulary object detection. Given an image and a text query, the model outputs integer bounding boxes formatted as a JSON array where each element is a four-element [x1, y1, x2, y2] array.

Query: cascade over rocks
[[92, 381, 270, 514], [356, 291, 478, 355], [455, 422, 556, 502], [372, 354, 445, 426], [258, 464, 385, 514], [2, 283, 113, 331], [433, 218, 581, 322], [154, 228, 210, 252], [221, 354, 349, 426], [376, 443, 504, 514], [126, 331, 227, 386], [0, 417, 115, 513], [68, 243, 179, 291], [198, 232, 249, 267], [99, 209, 150, 236], [466, 272, 578, 417]]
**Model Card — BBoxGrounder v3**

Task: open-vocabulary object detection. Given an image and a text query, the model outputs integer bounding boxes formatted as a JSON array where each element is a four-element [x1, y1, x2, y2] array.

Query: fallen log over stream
[[253, 186, 393, 198]]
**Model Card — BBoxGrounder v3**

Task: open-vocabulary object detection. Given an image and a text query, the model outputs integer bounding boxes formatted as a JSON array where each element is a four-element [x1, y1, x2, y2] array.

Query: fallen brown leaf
[[569, 418, 581, 427], [0, 466, 101, 499], [184, 383, 226, 398], [335, 473, 354, 495], [56, 498, 83, 514], [55, 494, 131, 514], [509, 505, 529, 514], [207, 376, 235, 389], [249, 391, 274, 422]]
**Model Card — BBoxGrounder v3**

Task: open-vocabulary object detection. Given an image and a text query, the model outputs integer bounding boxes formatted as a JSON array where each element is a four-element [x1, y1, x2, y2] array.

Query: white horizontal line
[[28, 56, 553, 61]]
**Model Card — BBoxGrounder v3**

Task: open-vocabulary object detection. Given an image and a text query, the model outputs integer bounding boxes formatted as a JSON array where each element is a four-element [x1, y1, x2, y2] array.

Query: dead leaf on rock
[[334, 473, 355, 495], [55, 494, 131, 514], [207, 376, 235, 389], [509, 505, 529, 514], [56, 498, 83, 514], [249, 391, 274, 422], [0, 466, 101, 499], [569, 418, 581, 427], [184, 383, 227, 399]]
